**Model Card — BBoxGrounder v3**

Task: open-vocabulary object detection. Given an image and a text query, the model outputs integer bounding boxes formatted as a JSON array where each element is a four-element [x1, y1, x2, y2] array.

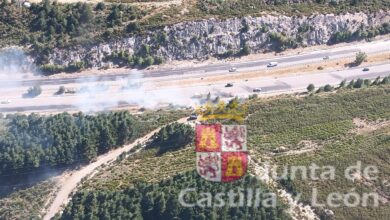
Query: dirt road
[[250, 157, 320, 220], [43, 117, 188, 220]]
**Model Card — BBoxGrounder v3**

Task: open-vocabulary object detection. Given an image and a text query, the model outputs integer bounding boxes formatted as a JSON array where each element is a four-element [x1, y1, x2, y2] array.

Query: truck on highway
[[267, 62, 278, 67]]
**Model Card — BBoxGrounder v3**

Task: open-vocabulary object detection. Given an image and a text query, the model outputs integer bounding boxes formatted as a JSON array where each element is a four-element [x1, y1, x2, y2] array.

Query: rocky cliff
[[47, 11, 390, 68]]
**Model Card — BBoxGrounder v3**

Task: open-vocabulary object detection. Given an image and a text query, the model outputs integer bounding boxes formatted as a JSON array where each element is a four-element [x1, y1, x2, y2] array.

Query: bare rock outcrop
[[47, 11, 390, 68]]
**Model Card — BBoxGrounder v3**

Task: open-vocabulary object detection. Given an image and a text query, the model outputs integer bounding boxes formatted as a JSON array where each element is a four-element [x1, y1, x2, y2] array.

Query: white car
[[253, 88, 262, 92], [1, 100, 11, 104], [267, 62, 278, 67], [229, 67, 237, 72]]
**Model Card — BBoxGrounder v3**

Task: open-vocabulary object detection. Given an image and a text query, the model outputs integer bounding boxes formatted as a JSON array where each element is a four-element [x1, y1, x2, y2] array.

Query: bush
[[154, 56, 164, 65], [324, 84, 333, 92], [339, 79, 347, 88], [25, 85, 42, 98], [316, 86, 324, 93], [55, 86, 66, 95], [40, 64, 65, 75], [95, 2, 106, 11], [240, 44, 251, 56], [381, 76, 390, 84], [354, 52, 367, 66], [143, 56, 154, 67], [66, 61, 85, 72], [126, 22, 140, 33], [353, 78, 364, 88], [241, 20, 249, 33], [307, 84, 315, 92]]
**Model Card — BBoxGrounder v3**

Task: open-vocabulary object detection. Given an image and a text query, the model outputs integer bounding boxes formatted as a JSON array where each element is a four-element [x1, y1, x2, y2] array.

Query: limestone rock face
[[47, 11, 390, 68]]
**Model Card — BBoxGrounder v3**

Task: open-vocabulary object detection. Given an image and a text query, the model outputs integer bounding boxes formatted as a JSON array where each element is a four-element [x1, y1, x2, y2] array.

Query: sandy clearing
[[270, 140, 322, 157], [351, 118, 390, 135]]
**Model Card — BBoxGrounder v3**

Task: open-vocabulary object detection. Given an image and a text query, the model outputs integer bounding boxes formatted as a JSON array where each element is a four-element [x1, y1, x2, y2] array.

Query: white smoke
[[0, 47, 36, 87], [72, 69, 199, 112], [0, 47, 201, 112]]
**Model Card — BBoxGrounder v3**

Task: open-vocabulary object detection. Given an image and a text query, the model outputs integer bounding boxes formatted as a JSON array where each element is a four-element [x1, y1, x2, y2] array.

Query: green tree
[[144, 56, 154, 67], [80, 137, 96, 162], [324, 84, 333, 92], [339, 79, 347, 88], [307, 83, 315, 92], [354, 78, 364, 88], [79, 3, 93, 23], [117, 122, 130, 145], [126, 22, 140, 33], [56, 86, 66, 95], [95, 2, 106, 11], [354, 51, 367, 66], [25, 85, 42, 98], [240, 44, 251, 56]]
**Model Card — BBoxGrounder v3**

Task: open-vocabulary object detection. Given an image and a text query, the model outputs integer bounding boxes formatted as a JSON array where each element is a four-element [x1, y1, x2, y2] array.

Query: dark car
[[188, 114, 198, 121], [225, 83, 233, 87]]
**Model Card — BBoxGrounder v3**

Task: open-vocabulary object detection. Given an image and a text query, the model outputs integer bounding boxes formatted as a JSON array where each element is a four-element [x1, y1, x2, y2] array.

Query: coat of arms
[[195, 124, 247, 182]]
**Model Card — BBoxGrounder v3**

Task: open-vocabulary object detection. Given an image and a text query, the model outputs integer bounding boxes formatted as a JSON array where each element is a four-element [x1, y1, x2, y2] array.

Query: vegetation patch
[[59, 171, 291, 220]]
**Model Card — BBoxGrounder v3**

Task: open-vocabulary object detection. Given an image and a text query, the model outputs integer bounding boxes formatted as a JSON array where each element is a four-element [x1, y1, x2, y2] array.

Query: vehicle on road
[[267, 62, 278, 67], [0, 100, 11, 104], [363, 67, 370, 72], [253, 88, 262, 92], [323, 56, 330, 60], [229, 67, 237, 72], [225, 83, 234, 87], [188, 113, 198, 121]]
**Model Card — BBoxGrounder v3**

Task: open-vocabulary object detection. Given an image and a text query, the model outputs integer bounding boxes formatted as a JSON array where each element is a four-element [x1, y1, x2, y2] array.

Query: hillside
[[49, 83, 390, 220], [0, 0, 389, 73]]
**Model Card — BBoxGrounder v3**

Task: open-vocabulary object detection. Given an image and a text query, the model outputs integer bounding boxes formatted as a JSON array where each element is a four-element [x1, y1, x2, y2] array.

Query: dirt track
[[43, 117, 188, 220]]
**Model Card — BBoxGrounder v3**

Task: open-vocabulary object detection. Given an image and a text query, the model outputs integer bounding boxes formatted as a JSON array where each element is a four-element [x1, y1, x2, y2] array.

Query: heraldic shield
[[195, 124, 248, 182]]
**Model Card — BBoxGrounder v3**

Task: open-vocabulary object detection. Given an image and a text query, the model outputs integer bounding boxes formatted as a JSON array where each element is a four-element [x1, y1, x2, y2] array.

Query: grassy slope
[[82, 147, 195, 190], [78, 85, 389, 220], [246, 86, 390, 152], [0, 180, 56, 219], [274, 126, 390, 220], [247, 85, 390, 219]]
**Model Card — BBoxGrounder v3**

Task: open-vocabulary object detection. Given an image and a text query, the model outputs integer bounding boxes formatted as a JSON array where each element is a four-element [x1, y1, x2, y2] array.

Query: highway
[[0, 39, 389, 113]]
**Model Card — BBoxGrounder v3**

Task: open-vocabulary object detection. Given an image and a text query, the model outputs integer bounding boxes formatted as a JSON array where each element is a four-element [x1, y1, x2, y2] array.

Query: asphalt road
[[4, 39, 390, 88], [0, 40, 389, 113], [1, 63, 389, 113]]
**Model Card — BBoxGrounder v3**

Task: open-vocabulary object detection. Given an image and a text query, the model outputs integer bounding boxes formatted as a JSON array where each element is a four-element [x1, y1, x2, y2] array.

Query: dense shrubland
[[149, 122, 195, 154], [0, 110, 185, 175], [57, 171, 291, 220]]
